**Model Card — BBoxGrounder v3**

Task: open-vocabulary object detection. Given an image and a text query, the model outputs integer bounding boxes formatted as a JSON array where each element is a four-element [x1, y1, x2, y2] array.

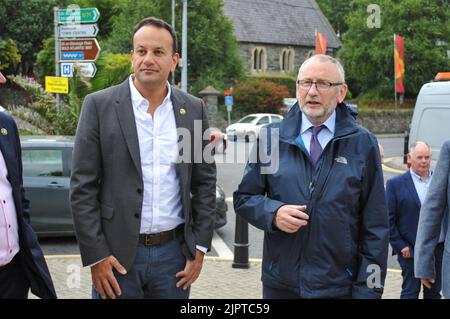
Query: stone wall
[[356, 109, 413, 134]]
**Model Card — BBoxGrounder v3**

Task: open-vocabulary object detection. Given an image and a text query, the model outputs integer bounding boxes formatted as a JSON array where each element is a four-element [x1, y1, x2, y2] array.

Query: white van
[[407, 73, 450, 168]]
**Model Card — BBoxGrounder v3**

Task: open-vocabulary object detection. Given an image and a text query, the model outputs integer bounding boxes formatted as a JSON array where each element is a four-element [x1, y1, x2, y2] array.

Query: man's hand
[[91, 256, 127, 299], [421, 278, 435, 289], [274, 205, 309, 233], [401, 246, 411, 258], [175, 250, 204, 290]]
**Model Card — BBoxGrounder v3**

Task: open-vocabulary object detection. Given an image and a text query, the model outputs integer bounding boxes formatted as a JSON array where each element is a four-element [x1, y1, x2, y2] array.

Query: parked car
[[20, 136, 228, 237], [208, 127, 227, 154], [226, 113, 284, 142]]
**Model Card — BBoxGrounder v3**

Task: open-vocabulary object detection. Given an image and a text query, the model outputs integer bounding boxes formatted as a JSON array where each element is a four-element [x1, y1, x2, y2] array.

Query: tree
[[316, 0, 351, 36], [0, 38, 21, 72], [0, 0, 59, 75], [339, 0, 450, 98], [103, 0, 244, 92]]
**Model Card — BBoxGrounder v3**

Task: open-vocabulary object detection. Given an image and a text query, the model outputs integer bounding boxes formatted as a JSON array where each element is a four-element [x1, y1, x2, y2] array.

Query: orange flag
[[394, 34, 405, 94], [315, 31, 327, 54]]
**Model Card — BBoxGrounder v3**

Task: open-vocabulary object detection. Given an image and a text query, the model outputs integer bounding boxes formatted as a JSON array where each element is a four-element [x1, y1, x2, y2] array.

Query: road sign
[[58, 8, 100, 24], [45, 76, 69, 94], [61, 62, 97, 78], [60, 38, 100, 61], [59, 24, 99, 38], [225, 95, 233, 112]]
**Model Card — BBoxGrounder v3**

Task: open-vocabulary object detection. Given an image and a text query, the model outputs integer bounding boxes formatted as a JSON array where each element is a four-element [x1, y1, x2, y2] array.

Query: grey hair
[[298, 54, 345, 83], [410, 141, 431, 155]]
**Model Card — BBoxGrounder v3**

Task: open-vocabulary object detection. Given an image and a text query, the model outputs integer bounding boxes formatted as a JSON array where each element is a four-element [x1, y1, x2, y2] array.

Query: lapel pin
[[180, 108, 186, 115], [1, 128, 7, 136]]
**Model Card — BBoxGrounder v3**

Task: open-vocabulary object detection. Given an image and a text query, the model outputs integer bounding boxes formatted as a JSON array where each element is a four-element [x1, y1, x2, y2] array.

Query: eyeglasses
[[297, 80, 344, 91]]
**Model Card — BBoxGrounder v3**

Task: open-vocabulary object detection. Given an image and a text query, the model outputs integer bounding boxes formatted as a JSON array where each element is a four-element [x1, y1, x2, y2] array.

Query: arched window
[[252, 47, 266, 72], [280, 48, 295, 72]]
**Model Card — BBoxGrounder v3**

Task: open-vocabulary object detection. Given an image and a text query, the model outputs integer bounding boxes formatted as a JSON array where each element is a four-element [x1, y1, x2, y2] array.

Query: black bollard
[[403, 130, 409, 164], [232, 214, 250, 268]]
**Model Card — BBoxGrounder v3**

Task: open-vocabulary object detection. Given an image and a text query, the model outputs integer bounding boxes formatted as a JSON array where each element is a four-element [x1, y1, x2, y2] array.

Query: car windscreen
[[238, 116, 257, 123]]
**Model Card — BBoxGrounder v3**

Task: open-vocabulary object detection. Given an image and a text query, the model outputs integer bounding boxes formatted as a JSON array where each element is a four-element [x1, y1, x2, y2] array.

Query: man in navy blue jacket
[[234, 55, 389, 299], [387, 141, 442, 299], [0, 72, 56, 298]]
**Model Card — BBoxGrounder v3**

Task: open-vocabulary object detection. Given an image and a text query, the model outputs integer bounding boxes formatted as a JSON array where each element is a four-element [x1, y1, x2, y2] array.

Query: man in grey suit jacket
[[415, 140, 450, 298], [70, 17, 216, 299]]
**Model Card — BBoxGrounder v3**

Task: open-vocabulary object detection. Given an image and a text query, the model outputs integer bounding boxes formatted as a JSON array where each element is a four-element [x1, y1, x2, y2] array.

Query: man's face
[[131, 25, 179, 91], [408, 143, 431, 177], [296, 59, 347, 125]]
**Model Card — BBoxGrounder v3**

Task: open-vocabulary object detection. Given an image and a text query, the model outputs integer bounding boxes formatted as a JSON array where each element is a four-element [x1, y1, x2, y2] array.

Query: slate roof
[[223, 0, 341, 48]]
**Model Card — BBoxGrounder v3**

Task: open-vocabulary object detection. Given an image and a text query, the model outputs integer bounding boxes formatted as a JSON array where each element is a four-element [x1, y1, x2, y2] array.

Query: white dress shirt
[[129, 76, 184, 234], [0, 150, 20, 267], [300, 111, 336, 154], [410, 169, 432, 206]]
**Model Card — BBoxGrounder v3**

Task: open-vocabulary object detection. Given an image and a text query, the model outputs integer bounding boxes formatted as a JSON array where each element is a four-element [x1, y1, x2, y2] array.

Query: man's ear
[[337, 84, 348, 103], [172, 53, 180, 72]]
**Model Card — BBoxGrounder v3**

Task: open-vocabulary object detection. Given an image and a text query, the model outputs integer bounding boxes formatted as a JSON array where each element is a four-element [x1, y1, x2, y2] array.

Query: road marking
[[226, 196, 233, 203], [382, 157, 407, 174], [211, 231, 234, 258]]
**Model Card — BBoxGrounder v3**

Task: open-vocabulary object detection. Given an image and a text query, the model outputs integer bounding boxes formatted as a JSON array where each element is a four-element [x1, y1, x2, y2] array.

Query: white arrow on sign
[[60, 62, 97, 78], [59, 24, 99, 38]]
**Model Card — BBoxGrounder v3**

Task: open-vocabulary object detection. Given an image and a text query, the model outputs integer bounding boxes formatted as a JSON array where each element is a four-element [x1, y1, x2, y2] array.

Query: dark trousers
[[397, 243, 444, 299], [0, 253, 30, 299]]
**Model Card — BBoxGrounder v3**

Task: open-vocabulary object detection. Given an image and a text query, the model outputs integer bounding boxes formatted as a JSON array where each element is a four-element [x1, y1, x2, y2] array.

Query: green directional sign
[[58, 8, 100, 24]]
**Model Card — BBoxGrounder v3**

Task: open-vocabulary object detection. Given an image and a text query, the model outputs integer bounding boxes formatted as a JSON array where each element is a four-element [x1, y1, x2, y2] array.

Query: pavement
[[29, 255, 407, 299], [29, 157, 411, 299]]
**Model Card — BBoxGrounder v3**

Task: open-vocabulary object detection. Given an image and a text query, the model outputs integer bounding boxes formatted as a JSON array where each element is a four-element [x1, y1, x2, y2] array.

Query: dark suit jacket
[[70, 78, 217, 270], [0, 112, 56, 298], [386, 171, 422, 255]]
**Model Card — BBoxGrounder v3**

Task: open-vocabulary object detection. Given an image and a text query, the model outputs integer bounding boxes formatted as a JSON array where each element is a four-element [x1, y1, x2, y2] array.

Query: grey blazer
[[70, 78, 216, 270], [415, 140, 450, 298]]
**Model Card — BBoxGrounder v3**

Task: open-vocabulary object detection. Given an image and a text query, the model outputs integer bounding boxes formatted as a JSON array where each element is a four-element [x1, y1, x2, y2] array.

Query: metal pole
[[181, 0, 187, 92], [171, 0, 175, 85], [54, 7, 61, 112], [232, 214, 249, 269], [227, 110, 231, 127]]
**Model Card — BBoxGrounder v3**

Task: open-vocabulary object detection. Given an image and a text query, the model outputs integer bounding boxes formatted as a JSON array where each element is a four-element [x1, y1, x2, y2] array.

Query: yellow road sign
[[45, 76, 69, 94]]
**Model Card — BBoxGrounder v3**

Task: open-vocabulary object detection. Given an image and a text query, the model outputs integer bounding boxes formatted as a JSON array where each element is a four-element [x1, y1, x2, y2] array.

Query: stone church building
[[223, 0, 341, 74]]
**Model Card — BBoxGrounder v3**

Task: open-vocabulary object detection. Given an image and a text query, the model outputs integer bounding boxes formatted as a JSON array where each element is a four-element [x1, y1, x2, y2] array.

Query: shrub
[[233, 78, 290, 116]]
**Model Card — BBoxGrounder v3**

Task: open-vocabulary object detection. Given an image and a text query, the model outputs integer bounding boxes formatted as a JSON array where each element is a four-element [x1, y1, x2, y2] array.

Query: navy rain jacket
[[234, 103, 389, 298]]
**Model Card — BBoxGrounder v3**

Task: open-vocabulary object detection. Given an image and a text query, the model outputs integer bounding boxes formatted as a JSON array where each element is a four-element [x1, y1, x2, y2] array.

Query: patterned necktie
[[310, 125, 325, 164]]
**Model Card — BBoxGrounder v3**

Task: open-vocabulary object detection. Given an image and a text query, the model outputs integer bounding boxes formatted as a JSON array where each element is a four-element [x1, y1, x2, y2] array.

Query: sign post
[[224, 93, 233, 127]]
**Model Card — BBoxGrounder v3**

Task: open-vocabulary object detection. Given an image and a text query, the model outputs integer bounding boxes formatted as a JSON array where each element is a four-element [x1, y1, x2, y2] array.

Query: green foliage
[[90, 53, 131, 92], [233, 78, 289, 115], [0, 38, 21, 70], [250, 74, 297, 97], [316, 0, 351, 35], [103, 0, 244, 92], [339, 0, 450, 98], [35, 37, 56, 84], [102, 0, 163, 53], [0, 0, 58, 75]]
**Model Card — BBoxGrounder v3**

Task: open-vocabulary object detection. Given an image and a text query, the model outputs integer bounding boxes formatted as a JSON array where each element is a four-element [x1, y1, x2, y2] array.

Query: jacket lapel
[[170, 86, 191, 188], [404, 171, 422, 208], [113, 79, 142, 179]]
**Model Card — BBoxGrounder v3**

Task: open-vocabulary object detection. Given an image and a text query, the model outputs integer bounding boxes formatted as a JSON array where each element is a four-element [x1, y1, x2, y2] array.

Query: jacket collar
[[279, 102, 359, 145]]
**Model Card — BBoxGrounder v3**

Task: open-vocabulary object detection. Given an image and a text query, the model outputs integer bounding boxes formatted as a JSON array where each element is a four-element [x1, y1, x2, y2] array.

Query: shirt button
[[9, 249, 12, 253], [134, 213, 140, 219], [137, 188, 142, 194], [3, 200, 5, 204], [8, 224, 11, 228]]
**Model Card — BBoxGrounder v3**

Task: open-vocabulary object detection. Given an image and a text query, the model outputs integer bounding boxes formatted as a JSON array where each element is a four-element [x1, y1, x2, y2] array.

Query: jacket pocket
[[100, 203, 114, 220]]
